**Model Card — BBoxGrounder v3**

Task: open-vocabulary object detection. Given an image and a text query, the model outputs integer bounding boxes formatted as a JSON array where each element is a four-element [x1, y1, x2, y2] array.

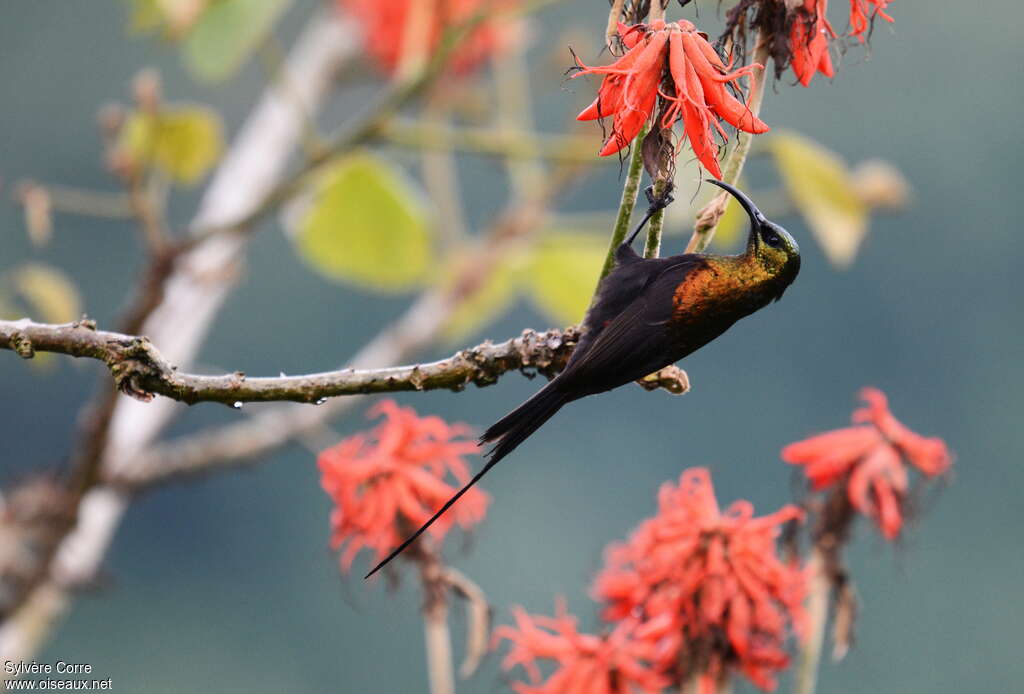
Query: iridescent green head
[[706, 179, 801, 296]]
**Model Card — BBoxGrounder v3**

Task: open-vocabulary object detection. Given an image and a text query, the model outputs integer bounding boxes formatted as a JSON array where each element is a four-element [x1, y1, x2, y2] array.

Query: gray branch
[[0, 318, 690, 407]]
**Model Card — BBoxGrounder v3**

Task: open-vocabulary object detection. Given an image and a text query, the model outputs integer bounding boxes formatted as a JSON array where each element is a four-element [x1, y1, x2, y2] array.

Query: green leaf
[[295, 153, 432, 291], [440, 252, 523, 344], [124, 0, 165, 34], [182, 0, 290, 83], [524, 232, 606, 325], [770, 131, 868, 267], [121, 105, 224, 184], [8, 263, 82, 324]]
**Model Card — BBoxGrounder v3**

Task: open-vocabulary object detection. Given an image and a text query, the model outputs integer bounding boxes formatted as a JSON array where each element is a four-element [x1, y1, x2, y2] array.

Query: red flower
[[782, 388, 951, 539], [594, 468, 805, 693], [318, 400, 488, 570], [574, 20, 768, 177], [789, 0, 836, 87], [337, 0, 520, 76], [495, 600, 668, 694], [849, 0, 894, 42]]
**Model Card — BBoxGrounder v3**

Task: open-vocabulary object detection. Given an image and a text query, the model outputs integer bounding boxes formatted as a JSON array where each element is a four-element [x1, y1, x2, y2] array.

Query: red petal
[[681, 34, 769, 133]]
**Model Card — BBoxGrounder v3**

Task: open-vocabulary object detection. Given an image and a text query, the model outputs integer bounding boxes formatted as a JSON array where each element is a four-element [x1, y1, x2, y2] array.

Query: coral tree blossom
[[789, 0, 836, 86], [849, 0, 894, 41], [337, 0, 519, 75], [496, 601, 668, 694], [789, 0, 895, 85], [574, 20, 768, 176], [594, 468, 805, 693], [782, 388, 951, 539], [318, 400, 488, 570]]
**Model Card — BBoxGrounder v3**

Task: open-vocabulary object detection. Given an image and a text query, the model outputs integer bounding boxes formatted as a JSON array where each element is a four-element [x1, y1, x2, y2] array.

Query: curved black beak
[[705, 179, 766, 226]]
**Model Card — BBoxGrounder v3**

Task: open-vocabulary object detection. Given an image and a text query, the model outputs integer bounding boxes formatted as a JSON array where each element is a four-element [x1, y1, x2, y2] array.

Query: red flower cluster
[[318, 400, 488, 570], [593, 469, 805, 692], [790, 0, 896, 85], [337, 0, 520, 75], [849, 0, 894, 41], [782, 388, 951, 539], [574, 20, 768, 177], [790, 0, 836, 87], [496, 602, 667, 694]]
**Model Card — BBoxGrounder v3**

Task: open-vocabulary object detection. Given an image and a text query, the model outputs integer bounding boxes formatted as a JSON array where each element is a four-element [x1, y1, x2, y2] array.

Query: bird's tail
[[363, 382, 568, 579], [480, 381, 569, 464]]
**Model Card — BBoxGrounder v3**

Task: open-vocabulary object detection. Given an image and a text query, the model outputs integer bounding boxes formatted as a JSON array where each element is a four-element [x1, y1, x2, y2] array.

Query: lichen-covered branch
[[1, 319, 688, 407]]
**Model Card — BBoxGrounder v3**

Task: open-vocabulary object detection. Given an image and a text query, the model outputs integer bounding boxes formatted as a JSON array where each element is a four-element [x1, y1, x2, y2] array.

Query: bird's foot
[[644, 183, 675, 213]]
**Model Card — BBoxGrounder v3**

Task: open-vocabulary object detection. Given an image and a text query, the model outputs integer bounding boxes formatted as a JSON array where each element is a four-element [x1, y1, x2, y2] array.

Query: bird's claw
[[644, 184, 675, 212]]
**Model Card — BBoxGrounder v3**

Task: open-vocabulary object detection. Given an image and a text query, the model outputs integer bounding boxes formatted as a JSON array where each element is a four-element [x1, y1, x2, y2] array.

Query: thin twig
[[13, 182, 134, 219], [492, 21, 545, 197], [443, 567, 490, 678], [424, 609, 455, 694], [417, 538, 454, 694], [420, 90, 468, 246], [795, 548, 830, 694], [377, 120, 598, 162], [125, 174, 169, 254]]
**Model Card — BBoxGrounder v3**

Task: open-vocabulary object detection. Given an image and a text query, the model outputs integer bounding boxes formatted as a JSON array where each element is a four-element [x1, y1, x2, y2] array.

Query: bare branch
[[0, 319, 584, 405]]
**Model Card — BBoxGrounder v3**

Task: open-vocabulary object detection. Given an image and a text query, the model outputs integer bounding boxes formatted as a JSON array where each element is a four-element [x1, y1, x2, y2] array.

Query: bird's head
[[706, 179, 800, 298]]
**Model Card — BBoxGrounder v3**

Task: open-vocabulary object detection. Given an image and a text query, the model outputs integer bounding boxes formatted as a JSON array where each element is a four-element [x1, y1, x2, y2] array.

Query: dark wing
[[568, 247, 675, 370], [560, 256, 705, 392]]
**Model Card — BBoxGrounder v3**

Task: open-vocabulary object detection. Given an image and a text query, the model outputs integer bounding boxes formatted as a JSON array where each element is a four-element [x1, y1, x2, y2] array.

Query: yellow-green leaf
[[295, 153, 432, 291], [9, 263, 82, 324], [124, 0, 211, 37], [770, 131, 868, 267], [440, 252, 523, 344], [124, 0, 165, 34], [524, 232, 606, 325], [121, 105, 224, 184], [182, 0, 291, 83]]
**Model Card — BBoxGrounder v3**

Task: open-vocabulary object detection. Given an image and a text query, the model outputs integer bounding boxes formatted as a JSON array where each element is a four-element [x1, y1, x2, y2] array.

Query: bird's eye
[[761, 228, 782, 248]]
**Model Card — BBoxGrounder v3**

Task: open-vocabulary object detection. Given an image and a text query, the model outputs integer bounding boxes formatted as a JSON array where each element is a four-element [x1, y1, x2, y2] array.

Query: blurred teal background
[[2, 1, 1022, 692]]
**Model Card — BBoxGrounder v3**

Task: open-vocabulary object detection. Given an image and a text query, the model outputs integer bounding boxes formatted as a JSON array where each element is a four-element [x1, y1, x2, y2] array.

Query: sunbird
[[366, 180, 801, 578]]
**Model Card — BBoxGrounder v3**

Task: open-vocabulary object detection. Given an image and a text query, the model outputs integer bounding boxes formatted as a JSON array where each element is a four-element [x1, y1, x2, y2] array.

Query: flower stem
[[679, 671, 730, 694], [394, 0, 435, 83], [643, 174, 669, 259], [424, 607, 455, 694], [686, 34, 770, 253], [795, 548, 830, 694], [599, 123, 648, 280], [418, 538, 455, 694], [648, 0, 667, 23], [605, 0, 626, 55]]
